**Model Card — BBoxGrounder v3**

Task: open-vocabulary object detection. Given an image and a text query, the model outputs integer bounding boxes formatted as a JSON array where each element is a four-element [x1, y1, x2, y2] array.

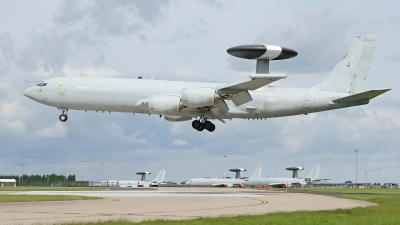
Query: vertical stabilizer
[[312, 36, 378, 94], [249, 165, 262, 179], [306, 164, 320, 179], [152, 168, 166, 183]]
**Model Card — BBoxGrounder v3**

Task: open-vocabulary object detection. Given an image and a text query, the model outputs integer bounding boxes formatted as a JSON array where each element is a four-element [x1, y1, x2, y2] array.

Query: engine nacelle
[[164, 115, 191, 122], [224, 183, 234, 188], [148, 95, 184, 115], [181, 87, 221, 108]]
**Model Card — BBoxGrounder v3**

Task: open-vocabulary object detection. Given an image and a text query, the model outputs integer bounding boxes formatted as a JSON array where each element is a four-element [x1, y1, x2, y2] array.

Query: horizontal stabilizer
[[332, 89, 391, 103]]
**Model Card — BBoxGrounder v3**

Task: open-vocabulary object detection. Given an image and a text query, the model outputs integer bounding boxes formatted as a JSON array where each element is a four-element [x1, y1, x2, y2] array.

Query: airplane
[[186, 165, 262, 187], [243, 163, 324, 188], [23, 36, 390, 132], [115, 168, 166, 188]]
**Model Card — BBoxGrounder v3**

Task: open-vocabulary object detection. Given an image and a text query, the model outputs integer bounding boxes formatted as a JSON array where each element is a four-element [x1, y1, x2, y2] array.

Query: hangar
[[0, 179, 17, 187]]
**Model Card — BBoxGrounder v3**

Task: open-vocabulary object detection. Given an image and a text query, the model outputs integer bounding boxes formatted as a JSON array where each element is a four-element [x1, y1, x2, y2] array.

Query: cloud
[[0, 82, 32, 136], [0, 32, 15, 76], [63, 65, 120, 77], [172, 139, 188, 146], [106, 122, 147, 145], [53, 0, 171, 35], [16, 27, 105, 73], [386, 54, 400, 62], [35, 122, 68, 138], [200, 0, 227, 9], [227, 7, 357, 74], [169, 17, 207, 42], [14, 0, 173, 74]]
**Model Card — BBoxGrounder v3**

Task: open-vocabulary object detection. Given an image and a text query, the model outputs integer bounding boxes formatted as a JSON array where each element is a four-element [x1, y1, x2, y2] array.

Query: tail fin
[[249, 165, 262, 179], [312, 36, 378, 94], [306, 164, 320, 179], [152, 168, 166, 182]]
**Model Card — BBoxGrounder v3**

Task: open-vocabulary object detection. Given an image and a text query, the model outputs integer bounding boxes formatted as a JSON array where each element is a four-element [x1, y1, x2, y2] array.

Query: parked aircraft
[[23, 36, 390, 132], [186, 166, 262, 187], [243, 163, 324, 188], [99, 168, 166, 188]]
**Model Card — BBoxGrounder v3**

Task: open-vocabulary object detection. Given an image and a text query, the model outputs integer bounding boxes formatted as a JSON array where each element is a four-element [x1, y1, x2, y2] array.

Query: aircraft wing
[[268, 181, 304, 188], [212, 183, 242, 187], [332, 89, 391, 103], [217, 74, 287, 93], [216, 74, 287, 106]]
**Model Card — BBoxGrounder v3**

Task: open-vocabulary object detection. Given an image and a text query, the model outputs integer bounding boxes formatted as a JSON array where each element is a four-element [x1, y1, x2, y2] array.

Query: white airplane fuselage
[[23, 77, 361, 120], [186, 178, 243, 187]]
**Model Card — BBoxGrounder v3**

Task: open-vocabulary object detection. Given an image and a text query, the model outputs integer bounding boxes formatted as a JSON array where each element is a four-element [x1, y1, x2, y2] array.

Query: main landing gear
[[59, 111, 68, 122], [192, 120, 215, 132]]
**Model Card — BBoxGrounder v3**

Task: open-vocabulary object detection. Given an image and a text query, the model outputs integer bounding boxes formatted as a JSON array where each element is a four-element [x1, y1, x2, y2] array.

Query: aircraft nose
[[23, 87, 34, 99]]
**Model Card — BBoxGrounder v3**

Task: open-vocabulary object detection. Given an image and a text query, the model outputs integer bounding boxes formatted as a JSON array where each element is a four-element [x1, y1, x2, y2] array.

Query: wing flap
[[230, 91, 253, 106], [332, 89, 391, 103], [209, 100, 229, 123]]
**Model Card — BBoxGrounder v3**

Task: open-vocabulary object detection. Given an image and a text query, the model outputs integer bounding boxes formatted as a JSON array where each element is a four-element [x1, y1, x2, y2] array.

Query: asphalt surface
[[0, 187, 375, 225]]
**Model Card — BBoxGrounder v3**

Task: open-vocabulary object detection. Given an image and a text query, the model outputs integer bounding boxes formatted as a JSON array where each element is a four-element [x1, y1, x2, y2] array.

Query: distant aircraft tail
[[249, 165, 262, 179], [311, 36, 378, 94], [306, 163, 320, 179], [152, 168, 166, 183]]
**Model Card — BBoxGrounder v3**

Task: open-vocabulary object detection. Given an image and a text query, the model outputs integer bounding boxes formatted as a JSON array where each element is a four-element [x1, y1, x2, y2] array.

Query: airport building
[[0, 179, 17, 187]]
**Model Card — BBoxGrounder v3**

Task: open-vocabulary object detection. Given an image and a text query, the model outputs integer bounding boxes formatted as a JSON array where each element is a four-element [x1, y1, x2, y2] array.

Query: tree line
[[0, 174, 76, 186]]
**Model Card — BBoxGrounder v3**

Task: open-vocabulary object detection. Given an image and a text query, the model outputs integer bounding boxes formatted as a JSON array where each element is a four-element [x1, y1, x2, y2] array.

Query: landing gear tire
[[197, 123, 204, 131], [59, 114, 68, 122], [208, 123, 215, 132], [204, 121, 215, 132], [192, 120, 201, 129]]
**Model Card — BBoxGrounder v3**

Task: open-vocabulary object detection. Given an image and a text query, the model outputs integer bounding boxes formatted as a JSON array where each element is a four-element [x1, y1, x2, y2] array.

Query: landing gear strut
[[59, 111, 68, 122], [192, 119, 215, 132]]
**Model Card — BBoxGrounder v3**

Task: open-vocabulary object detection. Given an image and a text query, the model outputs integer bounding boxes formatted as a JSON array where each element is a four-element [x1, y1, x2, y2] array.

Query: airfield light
[[222, 156, 227, 178], [378, 168, 381, 182], [101, 162, 104, 186], [354, 150, 359, 183], [64, 164, 67, 184], [21, 164, 23, 187], [83, 160, 88, 182]]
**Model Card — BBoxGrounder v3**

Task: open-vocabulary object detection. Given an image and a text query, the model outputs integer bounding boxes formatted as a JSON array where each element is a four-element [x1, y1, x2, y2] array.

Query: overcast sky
[[1, 0, 399, 183]]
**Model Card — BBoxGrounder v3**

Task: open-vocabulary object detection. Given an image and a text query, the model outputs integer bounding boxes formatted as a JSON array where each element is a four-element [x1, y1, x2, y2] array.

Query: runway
[[0, 187, 374, 225]]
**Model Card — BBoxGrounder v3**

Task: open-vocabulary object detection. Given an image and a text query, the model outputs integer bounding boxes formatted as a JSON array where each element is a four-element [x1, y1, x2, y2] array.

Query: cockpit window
[[36, 83, 47, 87]]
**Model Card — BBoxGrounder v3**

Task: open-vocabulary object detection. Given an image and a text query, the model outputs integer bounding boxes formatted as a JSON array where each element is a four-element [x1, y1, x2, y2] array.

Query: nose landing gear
[[192, 120, 215, 132], [59, 111, 68, 122]]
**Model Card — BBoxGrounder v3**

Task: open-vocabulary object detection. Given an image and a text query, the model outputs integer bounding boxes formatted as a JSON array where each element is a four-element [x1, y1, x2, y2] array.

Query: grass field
[[287, 187, 400, 194], [0, 186, 108, 191], [0, 195, 101, 203], [55, 189, 400, 225]]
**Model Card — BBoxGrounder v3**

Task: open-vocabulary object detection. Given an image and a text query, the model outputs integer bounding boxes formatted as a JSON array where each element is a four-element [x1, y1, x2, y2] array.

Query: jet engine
[[148, 95, 184, 115], [164, 115, 191, 122], [224, 183, 234, 188], [181, 87, 222, 108]]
